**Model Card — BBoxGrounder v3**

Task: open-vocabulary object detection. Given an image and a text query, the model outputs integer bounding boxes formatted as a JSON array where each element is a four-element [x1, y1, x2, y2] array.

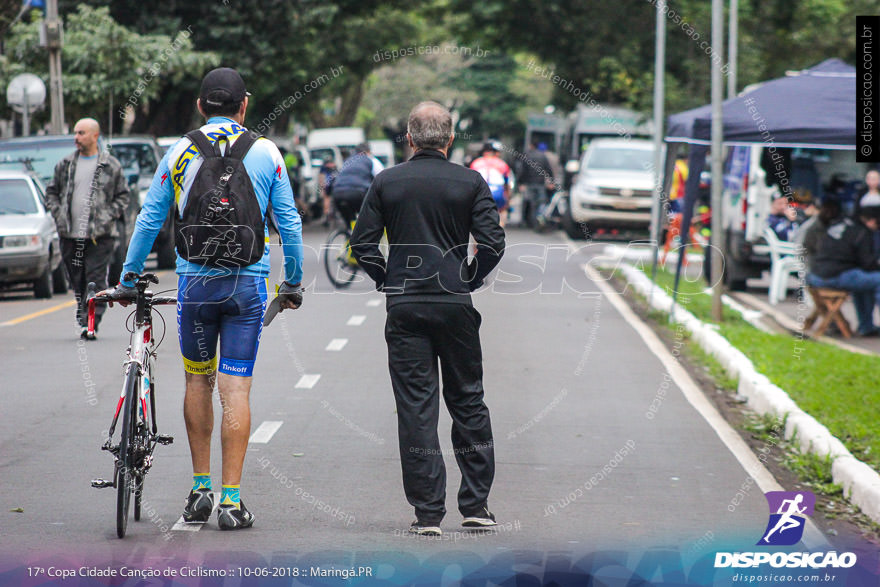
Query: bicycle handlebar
[[86, 277, 176, 336]]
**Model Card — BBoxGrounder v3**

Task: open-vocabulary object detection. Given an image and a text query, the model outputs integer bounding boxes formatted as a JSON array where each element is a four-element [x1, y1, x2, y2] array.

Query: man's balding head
[[74, 118, 101, 156], [407, 101, 454, 151]]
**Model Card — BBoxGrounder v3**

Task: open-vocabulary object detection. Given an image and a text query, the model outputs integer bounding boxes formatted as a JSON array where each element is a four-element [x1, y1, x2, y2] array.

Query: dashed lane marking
[[325, 338, 348, 351], [249, 421, 283, 444], [347, 315, 366, 326], [295, 374, 321, 389]]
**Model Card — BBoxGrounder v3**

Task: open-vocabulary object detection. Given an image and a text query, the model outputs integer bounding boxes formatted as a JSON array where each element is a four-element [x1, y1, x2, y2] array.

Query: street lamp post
[[710, 0, 725, 320], [44, 0, 65, 134], [728, 0, 738, 98], [648, 0, 667, 305]]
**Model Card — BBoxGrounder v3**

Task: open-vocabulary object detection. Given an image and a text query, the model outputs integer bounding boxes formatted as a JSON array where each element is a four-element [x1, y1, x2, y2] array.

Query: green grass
[[636, 262, 743, 323], [783, 448, 843, 497], [637, 265, 880, 471]]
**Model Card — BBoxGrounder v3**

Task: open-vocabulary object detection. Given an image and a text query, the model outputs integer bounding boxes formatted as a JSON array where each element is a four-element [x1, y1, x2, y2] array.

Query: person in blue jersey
[[100, 68, 304, 530]]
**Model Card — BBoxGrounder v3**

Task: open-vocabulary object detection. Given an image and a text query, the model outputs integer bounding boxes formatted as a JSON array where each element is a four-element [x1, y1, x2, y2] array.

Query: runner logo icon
[[757, 491, 815, 546]]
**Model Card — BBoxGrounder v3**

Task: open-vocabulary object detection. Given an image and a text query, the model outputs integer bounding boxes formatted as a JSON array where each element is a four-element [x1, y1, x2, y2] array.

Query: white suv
[[564, 138, 657, 238]]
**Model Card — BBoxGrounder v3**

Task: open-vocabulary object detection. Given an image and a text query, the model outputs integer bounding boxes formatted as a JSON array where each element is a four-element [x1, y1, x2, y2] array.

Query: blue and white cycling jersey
[[120, 117, 303, 286]]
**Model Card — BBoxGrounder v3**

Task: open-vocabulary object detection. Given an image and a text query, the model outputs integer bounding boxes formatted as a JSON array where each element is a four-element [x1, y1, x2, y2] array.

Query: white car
[[0, 168, 66, 298], [564, 138, 658, 239]]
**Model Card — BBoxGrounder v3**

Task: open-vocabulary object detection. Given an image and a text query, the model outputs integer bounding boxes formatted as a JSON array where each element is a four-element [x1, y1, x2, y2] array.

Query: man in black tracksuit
[[350, 101, 505, 536]]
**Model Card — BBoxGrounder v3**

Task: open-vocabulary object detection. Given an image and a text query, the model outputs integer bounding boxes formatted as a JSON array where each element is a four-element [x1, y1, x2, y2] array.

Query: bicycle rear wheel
[[323, 228, 359, 288], [133, 474, 143, 521], [116, 367, 139, 538]]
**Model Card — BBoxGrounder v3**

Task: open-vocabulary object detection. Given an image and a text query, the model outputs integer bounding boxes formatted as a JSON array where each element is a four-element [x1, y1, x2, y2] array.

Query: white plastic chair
[[763, 226, 804, 304]]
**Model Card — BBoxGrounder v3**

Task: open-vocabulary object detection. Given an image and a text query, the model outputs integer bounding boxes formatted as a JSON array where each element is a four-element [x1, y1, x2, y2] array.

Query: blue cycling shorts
[[490, 186, 506, 209], [177, 274, 268, 377]]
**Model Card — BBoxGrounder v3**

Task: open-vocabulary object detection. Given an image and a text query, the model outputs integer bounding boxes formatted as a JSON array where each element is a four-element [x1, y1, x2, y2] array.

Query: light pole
[[710, 0, 725, 320], [648, 0, 667, 303], [43, 0, 65, 134], [728, 0, 738, 98]]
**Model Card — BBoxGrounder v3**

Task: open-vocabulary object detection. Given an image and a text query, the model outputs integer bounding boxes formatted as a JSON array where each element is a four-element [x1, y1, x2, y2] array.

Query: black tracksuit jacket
[[350, 148, 505, 307]]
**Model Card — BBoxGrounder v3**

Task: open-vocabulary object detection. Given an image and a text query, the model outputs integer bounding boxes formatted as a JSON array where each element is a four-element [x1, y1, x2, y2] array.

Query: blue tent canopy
[[666, 59, 856, 149], [656, 59, 856, 304]]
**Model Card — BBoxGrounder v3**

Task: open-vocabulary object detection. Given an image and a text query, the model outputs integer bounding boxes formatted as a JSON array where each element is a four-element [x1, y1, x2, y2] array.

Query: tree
[[0, 5, 217, 133], [60, 0, 425, 135], [446, 0, 870, 116]]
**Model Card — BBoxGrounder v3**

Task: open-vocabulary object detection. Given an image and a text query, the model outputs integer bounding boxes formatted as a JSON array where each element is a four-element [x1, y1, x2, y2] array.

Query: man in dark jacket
[[45, 118, 130, 338], [807, 210, 880, 336], [350, 101, 505, 536], [515, 140, 555, 228]]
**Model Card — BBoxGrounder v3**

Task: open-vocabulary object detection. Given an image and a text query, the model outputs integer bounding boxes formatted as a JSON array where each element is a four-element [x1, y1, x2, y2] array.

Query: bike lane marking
[[325, 338, 348, 351], [295, 374, 321, 389], [171, 493, 220, 532], [0, 300, 75, 326], [249, 420, 284, 444], [574, 247, 828, 549]]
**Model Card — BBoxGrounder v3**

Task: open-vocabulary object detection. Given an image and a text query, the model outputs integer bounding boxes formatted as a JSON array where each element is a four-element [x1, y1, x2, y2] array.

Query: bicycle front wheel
[[323, 228, 359, 289], [116, 366, 139, 538]]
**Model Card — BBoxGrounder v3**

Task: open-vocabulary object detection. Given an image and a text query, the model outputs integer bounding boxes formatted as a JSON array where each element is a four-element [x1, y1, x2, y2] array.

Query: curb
[[612, 261, 880, 525]]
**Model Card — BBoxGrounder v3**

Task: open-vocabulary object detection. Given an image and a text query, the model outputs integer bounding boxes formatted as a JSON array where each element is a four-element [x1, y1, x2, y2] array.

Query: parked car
[[0, 135, 177, 278], [368, 139, 396, 167], [156, 136, 179, 154], [0, 134, 76, 187], [563, 138, 658, 239], [106, 136, 176, 271], [0, 169, 66, 298]]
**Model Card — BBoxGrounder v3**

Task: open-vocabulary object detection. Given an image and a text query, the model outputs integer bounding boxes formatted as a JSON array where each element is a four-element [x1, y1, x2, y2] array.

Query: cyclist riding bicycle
[[100, 68, 304, 530], [326, 142, 384, 227], [469, 141, 511, 227]]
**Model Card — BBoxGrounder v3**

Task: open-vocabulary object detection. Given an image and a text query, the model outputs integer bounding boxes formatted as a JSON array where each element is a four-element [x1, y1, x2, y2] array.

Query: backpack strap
[[228, 130, 261, 161], [185, 130, 222, 159]]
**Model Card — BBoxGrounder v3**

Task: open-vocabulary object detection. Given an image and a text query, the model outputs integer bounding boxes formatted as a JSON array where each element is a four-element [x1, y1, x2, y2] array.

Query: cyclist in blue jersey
[[101, 68, 304, 530]]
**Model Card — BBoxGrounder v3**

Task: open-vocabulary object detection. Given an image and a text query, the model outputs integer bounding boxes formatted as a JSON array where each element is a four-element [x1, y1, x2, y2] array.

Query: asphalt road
[[0, 224, 834, 581]]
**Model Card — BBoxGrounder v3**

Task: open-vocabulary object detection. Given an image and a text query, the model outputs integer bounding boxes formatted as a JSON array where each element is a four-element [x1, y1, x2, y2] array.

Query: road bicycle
[[88, 272, 177, 538], [323, 218, 362, 289]]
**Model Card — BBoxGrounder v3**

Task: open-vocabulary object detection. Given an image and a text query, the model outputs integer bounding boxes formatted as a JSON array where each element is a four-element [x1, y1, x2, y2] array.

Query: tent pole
[[710, 0, 725, 321]]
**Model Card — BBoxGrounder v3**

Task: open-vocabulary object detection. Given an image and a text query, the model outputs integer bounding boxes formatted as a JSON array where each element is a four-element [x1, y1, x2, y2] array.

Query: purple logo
[[757, 491, 815, 546]]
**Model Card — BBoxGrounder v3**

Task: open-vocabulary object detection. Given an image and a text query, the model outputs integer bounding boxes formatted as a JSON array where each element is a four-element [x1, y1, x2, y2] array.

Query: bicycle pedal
[[91, 478, 114, 489], [155, 434, 174, 445]]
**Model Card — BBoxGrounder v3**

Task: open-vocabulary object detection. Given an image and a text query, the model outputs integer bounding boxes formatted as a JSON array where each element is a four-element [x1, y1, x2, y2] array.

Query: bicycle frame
[[88, 273, 176, 538], [89, 294, 159, 444], [88, 275, 175, 483]]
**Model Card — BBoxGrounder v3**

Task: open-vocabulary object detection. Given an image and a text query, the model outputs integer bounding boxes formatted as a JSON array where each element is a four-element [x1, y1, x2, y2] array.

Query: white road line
[[249, 420, 283, 444], [295, 374, 321, 389], [575, 252, 828, 549], [325, 338, 348, 351], [347, 315, 366, 326], [171, 492, 219, 531], [366, 299, 382, 307]]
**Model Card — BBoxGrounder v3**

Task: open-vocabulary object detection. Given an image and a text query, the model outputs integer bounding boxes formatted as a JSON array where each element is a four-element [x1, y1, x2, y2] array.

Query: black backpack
[[175, 130, 265, 267]]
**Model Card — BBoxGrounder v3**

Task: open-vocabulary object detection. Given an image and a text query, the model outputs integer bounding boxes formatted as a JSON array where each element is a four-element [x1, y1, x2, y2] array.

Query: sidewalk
[[599, 243, 880, 356], [729, 273, 880, 356]]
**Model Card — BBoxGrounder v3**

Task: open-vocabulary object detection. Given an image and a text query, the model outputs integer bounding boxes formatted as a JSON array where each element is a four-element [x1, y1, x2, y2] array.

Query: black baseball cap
[[199, 67, 250, 106]]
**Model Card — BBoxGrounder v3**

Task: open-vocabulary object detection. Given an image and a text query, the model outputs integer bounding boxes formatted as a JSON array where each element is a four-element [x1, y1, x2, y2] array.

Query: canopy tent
[[666, 59, 856, 149], [656, 59, 857, 306]]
